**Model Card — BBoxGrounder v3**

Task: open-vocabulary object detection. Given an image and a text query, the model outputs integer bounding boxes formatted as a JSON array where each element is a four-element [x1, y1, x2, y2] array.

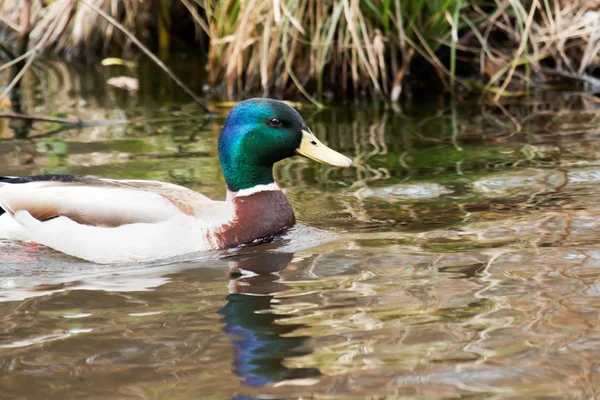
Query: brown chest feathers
[[215, 190, 296, 248]]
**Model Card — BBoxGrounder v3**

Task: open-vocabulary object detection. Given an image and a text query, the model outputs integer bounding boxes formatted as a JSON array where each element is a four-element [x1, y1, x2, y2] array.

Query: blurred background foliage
[[1, 0, 600, 102]]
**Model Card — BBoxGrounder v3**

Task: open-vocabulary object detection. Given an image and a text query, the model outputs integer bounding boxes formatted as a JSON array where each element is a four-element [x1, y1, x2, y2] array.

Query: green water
[[2, 59, 600, 398]]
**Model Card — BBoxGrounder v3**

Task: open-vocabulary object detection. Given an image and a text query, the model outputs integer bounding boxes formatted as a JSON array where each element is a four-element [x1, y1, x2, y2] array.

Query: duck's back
[[0, 174, 216, 225], [0, 175, 231, 263]]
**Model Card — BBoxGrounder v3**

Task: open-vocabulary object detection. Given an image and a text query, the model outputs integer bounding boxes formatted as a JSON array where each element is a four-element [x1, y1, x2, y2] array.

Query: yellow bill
[[296, 130, 353, 168]]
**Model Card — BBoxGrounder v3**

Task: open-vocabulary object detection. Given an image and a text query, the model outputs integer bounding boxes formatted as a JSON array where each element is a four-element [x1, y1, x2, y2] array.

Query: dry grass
[[0, 0, 599, 101]]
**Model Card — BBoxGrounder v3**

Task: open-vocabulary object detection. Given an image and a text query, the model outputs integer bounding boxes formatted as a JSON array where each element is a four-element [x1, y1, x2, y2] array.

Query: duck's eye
[[269, 118, 282, 127]]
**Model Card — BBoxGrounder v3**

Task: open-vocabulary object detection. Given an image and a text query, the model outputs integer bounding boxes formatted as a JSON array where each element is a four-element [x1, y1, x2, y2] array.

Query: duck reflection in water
[[220, 252, 320, 387]]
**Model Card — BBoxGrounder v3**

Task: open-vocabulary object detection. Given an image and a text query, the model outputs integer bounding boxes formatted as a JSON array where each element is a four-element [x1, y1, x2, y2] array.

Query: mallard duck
[[0, 99, 352, 264]]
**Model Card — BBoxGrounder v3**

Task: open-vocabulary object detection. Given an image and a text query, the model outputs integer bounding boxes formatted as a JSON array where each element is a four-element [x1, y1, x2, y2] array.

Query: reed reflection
[[220, 252, 320, 387]]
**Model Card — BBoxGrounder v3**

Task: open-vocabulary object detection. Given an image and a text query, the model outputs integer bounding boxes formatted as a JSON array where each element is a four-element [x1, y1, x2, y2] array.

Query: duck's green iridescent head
[[218, 98, 352, 192]]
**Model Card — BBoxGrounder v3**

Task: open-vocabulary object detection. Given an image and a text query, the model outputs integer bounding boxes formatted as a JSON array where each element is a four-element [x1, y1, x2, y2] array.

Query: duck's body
[[0, 99, 351, 263], [0, 176, 294, 263]]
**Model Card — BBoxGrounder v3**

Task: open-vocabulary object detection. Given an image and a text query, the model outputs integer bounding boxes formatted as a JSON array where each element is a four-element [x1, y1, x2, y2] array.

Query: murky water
[[2, 59, 600, 398]]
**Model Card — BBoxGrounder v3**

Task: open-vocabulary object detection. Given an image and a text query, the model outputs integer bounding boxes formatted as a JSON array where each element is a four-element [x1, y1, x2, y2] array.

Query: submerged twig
[[0, 48, 38, 73], [0, 113, 128, 127], [78, 0, 212, 115], [0, 56, 35, 103]]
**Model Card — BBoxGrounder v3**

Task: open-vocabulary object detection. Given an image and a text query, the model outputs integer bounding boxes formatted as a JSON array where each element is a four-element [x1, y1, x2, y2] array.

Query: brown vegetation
[[1, 0, 600, 102]]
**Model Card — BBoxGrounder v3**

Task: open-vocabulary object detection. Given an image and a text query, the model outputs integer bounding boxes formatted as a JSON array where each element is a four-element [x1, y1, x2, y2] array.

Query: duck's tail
[[0, 175, 80, 216], [0, 177, 10, 216]]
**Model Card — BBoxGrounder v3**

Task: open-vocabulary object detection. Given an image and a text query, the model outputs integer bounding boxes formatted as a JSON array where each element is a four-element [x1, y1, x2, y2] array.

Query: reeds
[[1, 0, 599, 101]]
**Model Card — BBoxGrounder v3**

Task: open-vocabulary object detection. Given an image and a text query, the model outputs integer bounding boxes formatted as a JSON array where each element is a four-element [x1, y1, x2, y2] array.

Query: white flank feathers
[[0, 179, 242, 264], [11, 211, 212, 264]]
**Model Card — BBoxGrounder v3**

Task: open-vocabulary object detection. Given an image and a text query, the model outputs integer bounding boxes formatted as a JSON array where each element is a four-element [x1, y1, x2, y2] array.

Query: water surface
[[1, 60, 600, 398]]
